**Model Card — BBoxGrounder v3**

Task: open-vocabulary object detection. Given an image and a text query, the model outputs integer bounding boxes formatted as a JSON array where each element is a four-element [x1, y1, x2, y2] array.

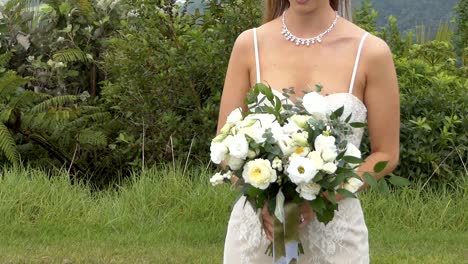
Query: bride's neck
[[284, 6, 337, 37]]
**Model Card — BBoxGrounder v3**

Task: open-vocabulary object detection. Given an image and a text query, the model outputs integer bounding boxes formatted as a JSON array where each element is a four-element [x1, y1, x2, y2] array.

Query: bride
[[217, 0, 400, 263]]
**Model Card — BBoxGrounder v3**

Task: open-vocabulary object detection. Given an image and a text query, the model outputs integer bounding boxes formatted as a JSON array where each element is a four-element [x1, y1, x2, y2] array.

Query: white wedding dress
[[223, 28, 371, 264]]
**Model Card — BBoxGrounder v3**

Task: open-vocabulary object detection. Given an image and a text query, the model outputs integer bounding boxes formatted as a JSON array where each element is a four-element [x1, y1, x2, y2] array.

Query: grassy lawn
[[0, 167, 466, 263]]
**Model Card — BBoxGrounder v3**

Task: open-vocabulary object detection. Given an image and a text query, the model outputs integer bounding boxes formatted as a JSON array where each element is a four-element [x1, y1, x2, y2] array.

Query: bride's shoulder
[[343, 20, 392, 59]]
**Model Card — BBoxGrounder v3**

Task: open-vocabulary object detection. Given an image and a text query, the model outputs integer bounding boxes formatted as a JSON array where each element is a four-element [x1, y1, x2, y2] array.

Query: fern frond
[[66, 112, 111, 128], [53, 48, 91, 63], [76, 0, 94, 19], [78, 130, 107, 147], [0, 53, 12, 69], [30, 95, 79, 113], [0, 71, 30, 100], [0, 122, 19, 165], [0, 108, 13, 123]]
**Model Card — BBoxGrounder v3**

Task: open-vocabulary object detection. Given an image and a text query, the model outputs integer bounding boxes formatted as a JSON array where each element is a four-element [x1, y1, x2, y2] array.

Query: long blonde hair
[[263, 0, 352, 23]]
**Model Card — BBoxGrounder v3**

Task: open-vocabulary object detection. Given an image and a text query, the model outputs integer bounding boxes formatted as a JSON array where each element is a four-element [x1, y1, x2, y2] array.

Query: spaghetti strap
[[349, 32, 370, 94], [253, 28, 261, 84]]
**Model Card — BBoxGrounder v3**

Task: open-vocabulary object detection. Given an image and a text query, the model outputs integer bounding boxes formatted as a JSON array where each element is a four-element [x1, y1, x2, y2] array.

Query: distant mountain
[[353, 0, 459, 35], [184, 0, 459, 37]]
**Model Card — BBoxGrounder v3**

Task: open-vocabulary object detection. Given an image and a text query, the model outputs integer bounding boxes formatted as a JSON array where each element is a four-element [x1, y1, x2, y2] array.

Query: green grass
[[0, 166, 466, 263]]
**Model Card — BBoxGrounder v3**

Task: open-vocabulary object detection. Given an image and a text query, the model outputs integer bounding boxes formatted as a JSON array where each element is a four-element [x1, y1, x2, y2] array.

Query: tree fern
[[53, 48, 91, 63], [76, 0, 95, 20], [0, 122, 19, 165], [78, 129, 107, 147], [0, 71, 30, 100], [30, 95, 79, 113]]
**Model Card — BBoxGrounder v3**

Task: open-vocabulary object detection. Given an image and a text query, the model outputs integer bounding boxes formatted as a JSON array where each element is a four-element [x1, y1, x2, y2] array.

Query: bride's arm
[[355, 35, 400, 191], [216, 29, 254, 181], [216, 30, 253, 135]]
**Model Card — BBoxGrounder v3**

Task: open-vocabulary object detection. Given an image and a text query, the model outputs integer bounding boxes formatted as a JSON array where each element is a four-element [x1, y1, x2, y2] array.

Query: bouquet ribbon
[[272, 202, 302, 264]]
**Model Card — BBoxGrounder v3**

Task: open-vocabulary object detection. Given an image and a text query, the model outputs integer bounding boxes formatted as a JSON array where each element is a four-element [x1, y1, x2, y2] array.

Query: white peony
[[226, 107, 243, 125], [210, 142, 228, 164], [322, 162, 337, 174], [307, 151, 324, 170], [296, 182, 321, 200], [302, 92, 330, 118], [343, 177, 364, 193], [228, 134, 249, 160], [287, 157, 318, 184], [228, 156, 244, 170], [243, 159, 277, 190]]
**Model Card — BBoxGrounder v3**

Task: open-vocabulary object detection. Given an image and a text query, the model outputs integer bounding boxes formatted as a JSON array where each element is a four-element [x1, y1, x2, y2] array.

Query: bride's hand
[[261, 201, 316, 241], [299, 201, 315, 229], [261, 204, 274, 241]]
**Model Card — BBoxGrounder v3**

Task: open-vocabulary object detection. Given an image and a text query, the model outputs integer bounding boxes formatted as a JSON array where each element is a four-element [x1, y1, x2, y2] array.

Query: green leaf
[[374, 161, 388, 173], [309, 197, 326, 214], [344, 113, 353, 123], [387, 175, 411, 186], [336, 188, 356, 198], [327, 191, 336, 204], [378, 179, 390, 194], [343, 155, 364, 164], [331, 106, 344, 119], [363, 172, 378, 188], [350, 122, 367, 128]]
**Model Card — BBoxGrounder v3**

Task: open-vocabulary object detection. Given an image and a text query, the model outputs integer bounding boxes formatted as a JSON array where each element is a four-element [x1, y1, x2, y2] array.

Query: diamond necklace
[[281, 10, 339, 46]]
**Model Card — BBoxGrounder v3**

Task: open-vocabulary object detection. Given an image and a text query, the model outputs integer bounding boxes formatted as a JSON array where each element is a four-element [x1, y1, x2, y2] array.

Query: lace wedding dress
[[223, 28, 371, 264]]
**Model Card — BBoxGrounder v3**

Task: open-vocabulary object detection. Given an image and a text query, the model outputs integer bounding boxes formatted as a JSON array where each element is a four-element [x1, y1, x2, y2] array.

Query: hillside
[[353, 0, 459, 35], [184, 0, 459, 37]]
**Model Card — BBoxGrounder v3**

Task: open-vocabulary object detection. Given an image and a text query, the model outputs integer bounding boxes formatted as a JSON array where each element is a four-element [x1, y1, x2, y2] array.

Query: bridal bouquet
[[210, 83, 407, 264]]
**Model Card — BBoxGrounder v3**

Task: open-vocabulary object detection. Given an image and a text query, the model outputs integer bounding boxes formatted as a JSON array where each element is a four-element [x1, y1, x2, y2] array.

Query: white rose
[[242, 159, 277, 190], [292, 131, 309, 146], [302, 92, 330, 118], [228, 134, 249, 160], [343, 177, 364, 193], [345, 143, 362, 160], [209, 172, 225, 186], [210, 142, 228, 164], [289, 115, 310, 128], [322, 162, 337, 174], [228, 156, 244, 170], [296, 182, 321, 201], [307, 151, 324, 170], [286, 157, 318, 184], [226, 107, 243, 125]]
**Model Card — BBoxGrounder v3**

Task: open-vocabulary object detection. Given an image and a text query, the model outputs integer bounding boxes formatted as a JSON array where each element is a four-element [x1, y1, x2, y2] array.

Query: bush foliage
[[0, 0, 465, 187]]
